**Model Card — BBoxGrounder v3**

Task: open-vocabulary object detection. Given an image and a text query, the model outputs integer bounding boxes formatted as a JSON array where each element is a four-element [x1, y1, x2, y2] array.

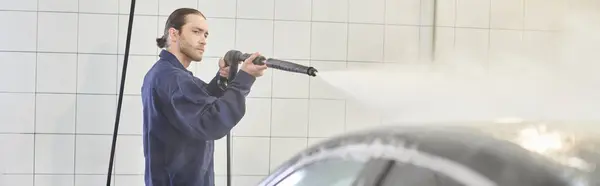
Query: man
[[141, 8, 267, 186]]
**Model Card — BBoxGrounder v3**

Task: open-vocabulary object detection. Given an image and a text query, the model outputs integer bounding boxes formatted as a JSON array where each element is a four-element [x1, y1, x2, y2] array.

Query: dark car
[[256, 125, 598, 186]]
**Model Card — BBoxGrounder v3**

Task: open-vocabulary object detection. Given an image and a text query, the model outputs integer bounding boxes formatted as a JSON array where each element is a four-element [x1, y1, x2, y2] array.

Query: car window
[[274, 158, 371, 186], [380, 162, 465, 186]]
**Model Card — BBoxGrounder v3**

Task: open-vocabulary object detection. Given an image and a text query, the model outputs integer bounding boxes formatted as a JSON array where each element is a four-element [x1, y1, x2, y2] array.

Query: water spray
[[218, 49, 318, 186]]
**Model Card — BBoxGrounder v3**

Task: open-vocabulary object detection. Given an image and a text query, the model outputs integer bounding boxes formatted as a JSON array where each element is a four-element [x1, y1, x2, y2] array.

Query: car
[[256, 125, 599, 186]]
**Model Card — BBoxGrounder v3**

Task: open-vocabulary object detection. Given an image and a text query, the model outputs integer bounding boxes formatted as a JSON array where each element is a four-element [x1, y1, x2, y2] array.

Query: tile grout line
[[343, 0, 350, 133], [232, 0, 239, 180], [33, 0, 39, 183], [487, 0, 492, 70], [73, 0, 80, 183], [307, 0, 313, 154], [113, 1, 121, 182], [268, 0, 276, 175]]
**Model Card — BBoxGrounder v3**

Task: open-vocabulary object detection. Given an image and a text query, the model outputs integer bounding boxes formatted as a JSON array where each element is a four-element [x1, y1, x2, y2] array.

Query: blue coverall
[[141, 50, 255, 186]]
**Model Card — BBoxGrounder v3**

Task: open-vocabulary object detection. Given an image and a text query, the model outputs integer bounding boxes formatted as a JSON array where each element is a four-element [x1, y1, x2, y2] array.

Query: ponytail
[[156, 35, 167, 48]]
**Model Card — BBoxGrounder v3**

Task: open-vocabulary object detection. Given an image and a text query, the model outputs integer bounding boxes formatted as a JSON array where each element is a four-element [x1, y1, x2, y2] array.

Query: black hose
[[106, 0, 136, 185]]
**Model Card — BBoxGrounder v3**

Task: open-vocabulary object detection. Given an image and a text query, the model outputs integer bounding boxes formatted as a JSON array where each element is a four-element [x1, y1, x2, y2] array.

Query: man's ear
[[168, 28, 179, 39]]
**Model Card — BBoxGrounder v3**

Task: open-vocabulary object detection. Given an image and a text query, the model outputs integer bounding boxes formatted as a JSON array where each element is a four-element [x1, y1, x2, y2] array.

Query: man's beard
[[178, 38, 203, 62]]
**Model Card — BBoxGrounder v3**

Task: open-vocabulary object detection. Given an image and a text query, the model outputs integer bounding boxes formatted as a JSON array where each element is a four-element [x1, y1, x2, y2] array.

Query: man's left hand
[[218, 58, 230, 78]]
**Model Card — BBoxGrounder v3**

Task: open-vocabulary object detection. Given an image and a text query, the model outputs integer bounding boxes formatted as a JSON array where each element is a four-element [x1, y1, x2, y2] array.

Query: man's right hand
[[240, 52, 268, 77]]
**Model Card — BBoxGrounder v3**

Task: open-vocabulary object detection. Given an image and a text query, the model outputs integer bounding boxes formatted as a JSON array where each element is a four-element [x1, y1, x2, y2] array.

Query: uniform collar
[[159, 50, 193, 75]]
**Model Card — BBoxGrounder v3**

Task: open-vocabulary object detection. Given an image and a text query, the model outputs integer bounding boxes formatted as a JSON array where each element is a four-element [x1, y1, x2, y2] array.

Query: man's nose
[[199, 36, 207, 45]]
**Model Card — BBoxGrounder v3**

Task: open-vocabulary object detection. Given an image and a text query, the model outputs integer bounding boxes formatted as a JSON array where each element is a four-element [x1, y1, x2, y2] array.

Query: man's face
[[171, 14, 209, 62]]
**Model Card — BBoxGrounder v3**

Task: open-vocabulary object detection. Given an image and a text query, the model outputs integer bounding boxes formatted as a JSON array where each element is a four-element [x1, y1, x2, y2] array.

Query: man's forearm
[[206, 72, 226, 97]]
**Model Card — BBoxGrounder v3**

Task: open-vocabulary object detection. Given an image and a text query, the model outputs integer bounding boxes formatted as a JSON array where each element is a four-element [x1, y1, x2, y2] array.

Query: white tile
[[237, 0, 275, 19], [118, 95, 143, 135], [489, 30, 523, 63], [346, 62, 385, 69], [524, 0, 566, 30], [117, 55, 156, 94], [78, 14, 119, 54], [490, 0, 524, 29], [75, 175, 107, 186], [75, 135, 113, 174], [454, 28, 489, 63], [39, 0, 78, 12], [311, 22, 347, 61], [35, 94, 76, 133], [115, 136, 144, 174], [247, 68, 273, 98], [215, 176, 226, 186], [273, 21, 311, 59], [312, 0, 348, 22], [118, 15, 158, 55], [235, 19, 274, 57], [345, 99, 382, 132], [349, 0, 385, 23], [385, 0, 422, 25], [420, 0, 435, 25], [76, 95, 117, 134], [35, 175, 74, 186], [0, 175, 33, 186], [0, 12, 36, 51], [523, 31, 559, 64], [434, 27, 456, 61], [0, 93, 35, 133], [232, 176, 265, 186], [272, 60, 310, 98], [0, 134, 34, 173], [34, 135, 75, 174], [204, 18, 236, 57], [159, 0, 197, 16], [194, 57, 220, 81], [456, 0, 491, 28], [213, 138, 227, 175], [271, 99, 308, 137], [198, 0, 236, 18], [36, 53, 77, 93], [307, 137, 327, 147], [232, 137, 270, 175], [384, 25, 420, 63], [79, 0, 119, 13], [419, 26, 434, 61], [0, 52, 36, 92], [435, 0, 456, 27], [233, 98, 271, 137], [114, 175, 144, 186], [120, 0, 159, 15], [37, 12, 78, 53], [309, 100, 346, 137], [269, 138, 306, 171], [274, 0, 311, 21], [309, 61, 347, 99], [77, 54, 118, 94], [157, 16, 168, 40], [348, 24, 384, 62], [0, 0, 36, 10]]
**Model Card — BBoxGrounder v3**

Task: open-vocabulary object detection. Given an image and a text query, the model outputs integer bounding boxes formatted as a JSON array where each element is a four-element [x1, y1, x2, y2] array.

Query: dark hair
[[156, 8, 206, 48]]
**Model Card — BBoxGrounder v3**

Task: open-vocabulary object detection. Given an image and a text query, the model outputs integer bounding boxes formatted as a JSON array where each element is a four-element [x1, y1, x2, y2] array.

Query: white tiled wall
[[0, 0, 593, 186]]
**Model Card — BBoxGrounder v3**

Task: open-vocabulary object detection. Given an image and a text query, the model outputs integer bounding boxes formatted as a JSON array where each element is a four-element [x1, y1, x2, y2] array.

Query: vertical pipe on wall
[[106, 0, 136, 185], [431, 0, 438, 61]]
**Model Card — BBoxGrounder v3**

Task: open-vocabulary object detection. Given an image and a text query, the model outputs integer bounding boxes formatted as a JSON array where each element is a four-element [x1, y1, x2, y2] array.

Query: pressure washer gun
[[218, 49, 318, 186], [217, 49, 318, 87]]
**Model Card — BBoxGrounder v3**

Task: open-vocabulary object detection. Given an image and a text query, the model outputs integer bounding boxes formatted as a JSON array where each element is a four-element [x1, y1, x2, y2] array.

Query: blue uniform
[[141, 50, 255, 186]]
